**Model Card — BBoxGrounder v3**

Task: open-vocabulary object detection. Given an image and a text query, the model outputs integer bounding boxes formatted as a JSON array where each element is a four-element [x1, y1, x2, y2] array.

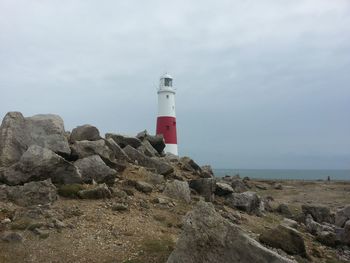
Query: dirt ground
[[1, 178, 350, 263]]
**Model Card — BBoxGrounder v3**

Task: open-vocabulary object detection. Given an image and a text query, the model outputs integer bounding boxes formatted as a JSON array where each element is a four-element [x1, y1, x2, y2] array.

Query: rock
[[215, 182, 234, 196], [180, 156, 201, 172], [105, 138, 130, 162], [53, 218, 66, 229], [189, 178, 216, 202], [71, 139, 114, 163], [69, 124, 101, 142], [166, 201, 293, 263], [231, 179, 248, 193], [123, 145, 173, 175], [145, 172, 164, 185], [135, 181, 153, 193], [259, 224, 307, 257], [138, 139, 159, 157], [226, 191, 263, 215], [0, 112, 70, 167], [276, 203, 293, 218], [274, 183, 283, 190], [335, 205, 350, 227], [164, 153, 180, 162], [302, 204, 332, 223], [255, 184, 268, 190], [200, 165, 214, 178], [74, 155, 117, 185], [1, 231, 23, 243], [164, 180, 191, 203], [305, 214, 333, 235], [5, 179, 57, 206], [282, 218, 298, 229], [0, 145, 82, 185], [1, 218, 11, 224], [112, 203, 129, 212], [78, 184, 112, 199], [316, 231, 338, 247], [32, 228, 50, 239], [136, 130, 165, 154], [106, 133, 142, 149]]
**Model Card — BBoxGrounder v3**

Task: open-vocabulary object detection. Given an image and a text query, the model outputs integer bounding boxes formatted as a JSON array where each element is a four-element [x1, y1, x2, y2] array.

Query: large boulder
[[335, 205, 350, 227], [215, 182, 234, 196], [231, 179, 249, 193], [166, 201, 293, 263], [0, 112, 70, 167], [74, 155, 117, 185], [189, 178, 216, 202], [302, 204, 333, 224], [259, 224, 308, 257], [106, 133, 141, 149], [136, 130, 165, 154], [180, 157, 201, 173], [200, 165, 214, 178], [105, 138, 130, 162], [164, 180, 191, 203], [5, 179, 57, 206], [226, 191, 263, 215], [70, 139, 126, 171], [69, 124, 101, 143], [123, 145, 173, 175], [0, 145, 82, 185]]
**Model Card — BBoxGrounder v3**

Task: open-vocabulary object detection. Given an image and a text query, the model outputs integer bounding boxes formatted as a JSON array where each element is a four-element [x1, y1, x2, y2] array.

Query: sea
[[213, 169, 350, 181]]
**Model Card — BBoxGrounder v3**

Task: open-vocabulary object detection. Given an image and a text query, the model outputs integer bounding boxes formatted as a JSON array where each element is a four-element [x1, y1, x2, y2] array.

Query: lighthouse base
[[164, 143, 178, 156]]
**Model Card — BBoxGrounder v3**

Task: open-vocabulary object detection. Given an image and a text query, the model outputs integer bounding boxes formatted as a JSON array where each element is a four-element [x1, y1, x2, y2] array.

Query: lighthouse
[[156, 73, 178, 155]]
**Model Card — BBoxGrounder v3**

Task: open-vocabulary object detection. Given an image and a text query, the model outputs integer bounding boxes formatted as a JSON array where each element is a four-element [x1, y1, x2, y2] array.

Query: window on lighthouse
[[164, 78, 172, 87]]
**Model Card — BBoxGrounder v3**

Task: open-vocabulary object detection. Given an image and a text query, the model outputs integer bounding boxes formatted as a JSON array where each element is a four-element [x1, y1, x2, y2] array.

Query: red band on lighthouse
[[156, 116, 177, 144]]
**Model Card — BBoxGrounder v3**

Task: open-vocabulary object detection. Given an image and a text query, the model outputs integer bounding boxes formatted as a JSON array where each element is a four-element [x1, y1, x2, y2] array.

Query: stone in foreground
[[164, 180, 191, 203], [259, 224, 308, 257], [166, 201, 293, 263]]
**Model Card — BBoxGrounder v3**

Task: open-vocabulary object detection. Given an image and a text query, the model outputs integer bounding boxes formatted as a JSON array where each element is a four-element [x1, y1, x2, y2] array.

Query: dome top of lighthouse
[[160, 73, 173, 80]]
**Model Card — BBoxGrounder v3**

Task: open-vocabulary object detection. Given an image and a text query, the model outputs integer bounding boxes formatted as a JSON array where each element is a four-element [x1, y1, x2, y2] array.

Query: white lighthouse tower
[[156, 73, 178, 155]]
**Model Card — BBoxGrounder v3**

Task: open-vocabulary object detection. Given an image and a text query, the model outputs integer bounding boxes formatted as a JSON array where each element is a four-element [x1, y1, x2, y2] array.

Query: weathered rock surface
[[74, 155, 117, 185], [180, 157, 201, 173], [0, 112, 70, 167], [123, 145, 173, 175], [105, 138, 130, 162], [166, 201, 293, 263], [231, 179, 249, 193], [69, 124, 101, 143], [259, 224, 307, 257], [1, 231, 23, 243], [78, 184, 112, 199], [200, 165, 214, 178], [189, 178, 216, 202], [0, 145, 82, 185], [136, 130, 165, 154], [215, 182, 234, 196], [138, 139, 159, 157], [164, 180, 191, 203], [335, 205, 350, 227], [3, 179, 57, 206], [226, 191, 263, 215], [276, 203, 293, 218], [106, 133, 142, 149], [135, 181, 153, 193], [302, 204, 333, 223]]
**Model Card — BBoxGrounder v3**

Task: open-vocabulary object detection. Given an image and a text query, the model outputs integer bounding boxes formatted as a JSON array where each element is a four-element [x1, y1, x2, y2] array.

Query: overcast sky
[[0, 0, 349, 169]]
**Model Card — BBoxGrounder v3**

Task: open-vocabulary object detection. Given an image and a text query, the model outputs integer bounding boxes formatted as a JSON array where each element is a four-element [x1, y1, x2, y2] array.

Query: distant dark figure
[[327, 176, 331, 182]]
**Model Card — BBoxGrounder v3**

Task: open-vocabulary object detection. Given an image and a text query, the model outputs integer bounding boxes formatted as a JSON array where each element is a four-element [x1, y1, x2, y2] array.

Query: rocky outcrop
[[0, 112, 70, 167], [106, 133, 142, 149], [164, 180, 191, 203], [69, 124, 101, 143], [180, 157, 201, 173], [138, 139, 159, 157], [200, 165, 214, 178], [74, 155, 117, 185], [2, 179, 57, 206], [226, 191, 263, 215], [189, 178, 216, 202], [302, 204, 333, 224], [0, 145, 82, 185], [123, 145, 173, 175], [259, 224, 307, 257], [166, 201, 293, 263]]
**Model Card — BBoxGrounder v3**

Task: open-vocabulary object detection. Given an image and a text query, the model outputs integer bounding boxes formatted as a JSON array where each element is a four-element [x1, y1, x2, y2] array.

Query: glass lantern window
[[164, 78, 172, 87]]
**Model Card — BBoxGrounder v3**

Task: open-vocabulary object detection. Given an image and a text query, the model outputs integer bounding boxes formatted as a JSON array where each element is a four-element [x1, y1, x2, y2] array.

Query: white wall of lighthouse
[[156, 74, 178, 155]]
